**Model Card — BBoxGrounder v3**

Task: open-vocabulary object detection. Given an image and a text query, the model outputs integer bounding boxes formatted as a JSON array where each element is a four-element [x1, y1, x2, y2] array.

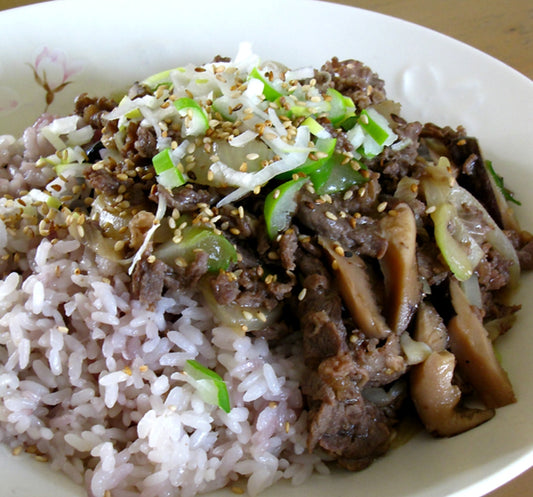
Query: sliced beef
[[149, 183, 219, 213], [74, 93, 117, 129], [367, 117, 423, 194], [278, 227, 298, 271], [304, 353, 393, 471], [85, 168, 127, 195], [297, 253, 347, 368], [296, 189, 387, 259], [477, 245, 512, 292], [134, 125, 158, 158], [210, 270, 240, 305], [349, 334, 407, 388], [316, 58, 387, 109], [131, 255, 168, 306], [131, 250, 209, 307]]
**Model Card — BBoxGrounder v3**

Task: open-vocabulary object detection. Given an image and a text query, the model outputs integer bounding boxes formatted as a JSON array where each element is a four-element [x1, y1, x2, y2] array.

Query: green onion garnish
[[152, 148, 186, 190], [486, 160, 521, 206], [184, 359, 231, 413]]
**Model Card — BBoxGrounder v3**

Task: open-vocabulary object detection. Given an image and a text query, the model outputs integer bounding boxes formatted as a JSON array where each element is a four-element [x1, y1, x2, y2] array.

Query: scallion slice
[[264, 177, 308, 239], [184, 359, 231, 413], [249, 67, 284, 101], [152, 148, 186, 190], [174, 97, 210, 136], [358, 109, 389, 146]]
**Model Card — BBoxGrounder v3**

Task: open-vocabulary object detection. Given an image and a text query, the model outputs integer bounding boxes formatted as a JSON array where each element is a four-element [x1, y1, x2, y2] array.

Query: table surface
[[0, 0, 531, 496]]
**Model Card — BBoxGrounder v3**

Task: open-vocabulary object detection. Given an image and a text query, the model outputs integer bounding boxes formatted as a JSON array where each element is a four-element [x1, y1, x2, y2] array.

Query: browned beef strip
[[218, 204, 258, 239], [367, 118, 423, 195], [134, 125, 158, 158], [131, 255, 168, 306], [84, 168, 125, 195], [297, 252, 347, 366], [149, 184, 219, 212], [296, 189, 387, 259], [416, 238, 450, 287], [131, 250, 209, 307], [278, 227, 298, 271], [304, 354, 392, 471], [349, 334, 407, 388], [209, 270, 240, 305], [74, 93, 117, 129], [316, 58, 387, 109], [477, 245, 512, 292]]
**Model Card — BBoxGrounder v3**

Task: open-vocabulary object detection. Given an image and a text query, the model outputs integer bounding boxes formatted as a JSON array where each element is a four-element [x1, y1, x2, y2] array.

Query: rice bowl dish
[[0, 39, 532, 497]]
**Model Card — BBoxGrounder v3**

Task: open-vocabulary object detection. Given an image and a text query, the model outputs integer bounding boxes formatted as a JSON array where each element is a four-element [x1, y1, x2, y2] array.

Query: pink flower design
[[28, 47, 84, 110]]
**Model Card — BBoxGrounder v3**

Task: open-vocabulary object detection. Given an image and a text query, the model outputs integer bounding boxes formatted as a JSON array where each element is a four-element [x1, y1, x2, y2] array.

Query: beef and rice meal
[[0, 43, 532, 497]]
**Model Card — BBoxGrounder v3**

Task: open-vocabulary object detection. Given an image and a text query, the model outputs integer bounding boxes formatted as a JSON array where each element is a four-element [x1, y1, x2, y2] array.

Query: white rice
[[0, 234, 328, 496]]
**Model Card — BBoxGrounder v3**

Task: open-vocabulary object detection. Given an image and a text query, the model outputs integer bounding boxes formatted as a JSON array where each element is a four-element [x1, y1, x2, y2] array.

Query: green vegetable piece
[[277, 137, 336, 181], [211, 95, 237, 122], [486, 160, 521, 206], [46, 195, 62, 210], [301, 116, 329, 138], [153, 148, 186, 190], [264, 177, 308, 239], [155, 225, 237, 272], [326, 88, 356, 127], [142, 67, 183, 90], [249, 67, 284, 101], [431, 203, 473, 281], [174, 97, 209, 136], [312, 155, 368, 195], [358, 109, 389, 146], [153, 148, 174, 174], [184, 359, 231, 413]]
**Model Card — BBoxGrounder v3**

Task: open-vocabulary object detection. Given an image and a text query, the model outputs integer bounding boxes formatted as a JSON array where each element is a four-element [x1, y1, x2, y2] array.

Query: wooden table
[[0, 0, 531, 496]]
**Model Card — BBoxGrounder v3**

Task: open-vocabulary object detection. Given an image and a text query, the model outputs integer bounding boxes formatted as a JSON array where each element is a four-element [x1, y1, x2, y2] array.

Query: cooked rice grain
[[0, 234, 326, 496]]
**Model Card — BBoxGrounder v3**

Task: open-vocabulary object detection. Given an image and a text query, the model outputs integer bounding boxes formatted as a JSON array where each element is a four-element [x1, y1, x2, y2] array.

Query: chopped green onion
[[249, 67, 284, 101], [358, 109, 389, 146], [142, 68, 177, 90], [184, 359, 231, 413], [154, 225, 237, 272], [211, 95, 238, 122], [46, 195, 62, 210], [326, 88, 356, 127], [301, 117, 331, 139], [277, 137, 336, 181], [174, 97, 210, 136], [152, 148, 186, 190], [264, 177, 308, 239], [312, 156, 368, 195], [486, 160, 521, 206]]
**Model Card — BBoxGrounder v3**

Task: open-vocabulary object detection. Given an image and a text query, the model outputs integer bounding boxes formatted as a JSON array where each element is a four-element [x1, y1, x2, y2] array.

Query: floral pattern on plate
[[28, 47, 84, 111]]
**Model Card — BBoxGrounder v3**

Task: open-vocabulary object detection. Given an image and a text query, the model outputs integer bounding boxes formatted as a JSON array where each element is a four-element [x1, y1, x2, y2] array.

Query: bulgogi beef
[[69, 54, 531, 471]]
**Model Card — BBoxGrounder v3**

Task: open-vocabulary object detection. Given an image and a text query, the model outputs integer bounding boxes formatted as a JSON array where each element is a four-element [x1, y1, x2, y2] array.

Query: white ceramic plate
[[0, 1, 532, 496]]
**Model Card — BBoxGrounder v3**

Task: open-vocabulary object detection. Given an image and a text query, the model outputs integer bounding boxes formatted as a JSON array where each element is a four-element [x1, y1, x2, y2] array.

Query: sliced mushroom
[[448, 278, 516, 408], [319, 236, 390, 339], [379, 203, 421, 333], [410, 350, 495, 437], [413, 301, 449, 352]]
